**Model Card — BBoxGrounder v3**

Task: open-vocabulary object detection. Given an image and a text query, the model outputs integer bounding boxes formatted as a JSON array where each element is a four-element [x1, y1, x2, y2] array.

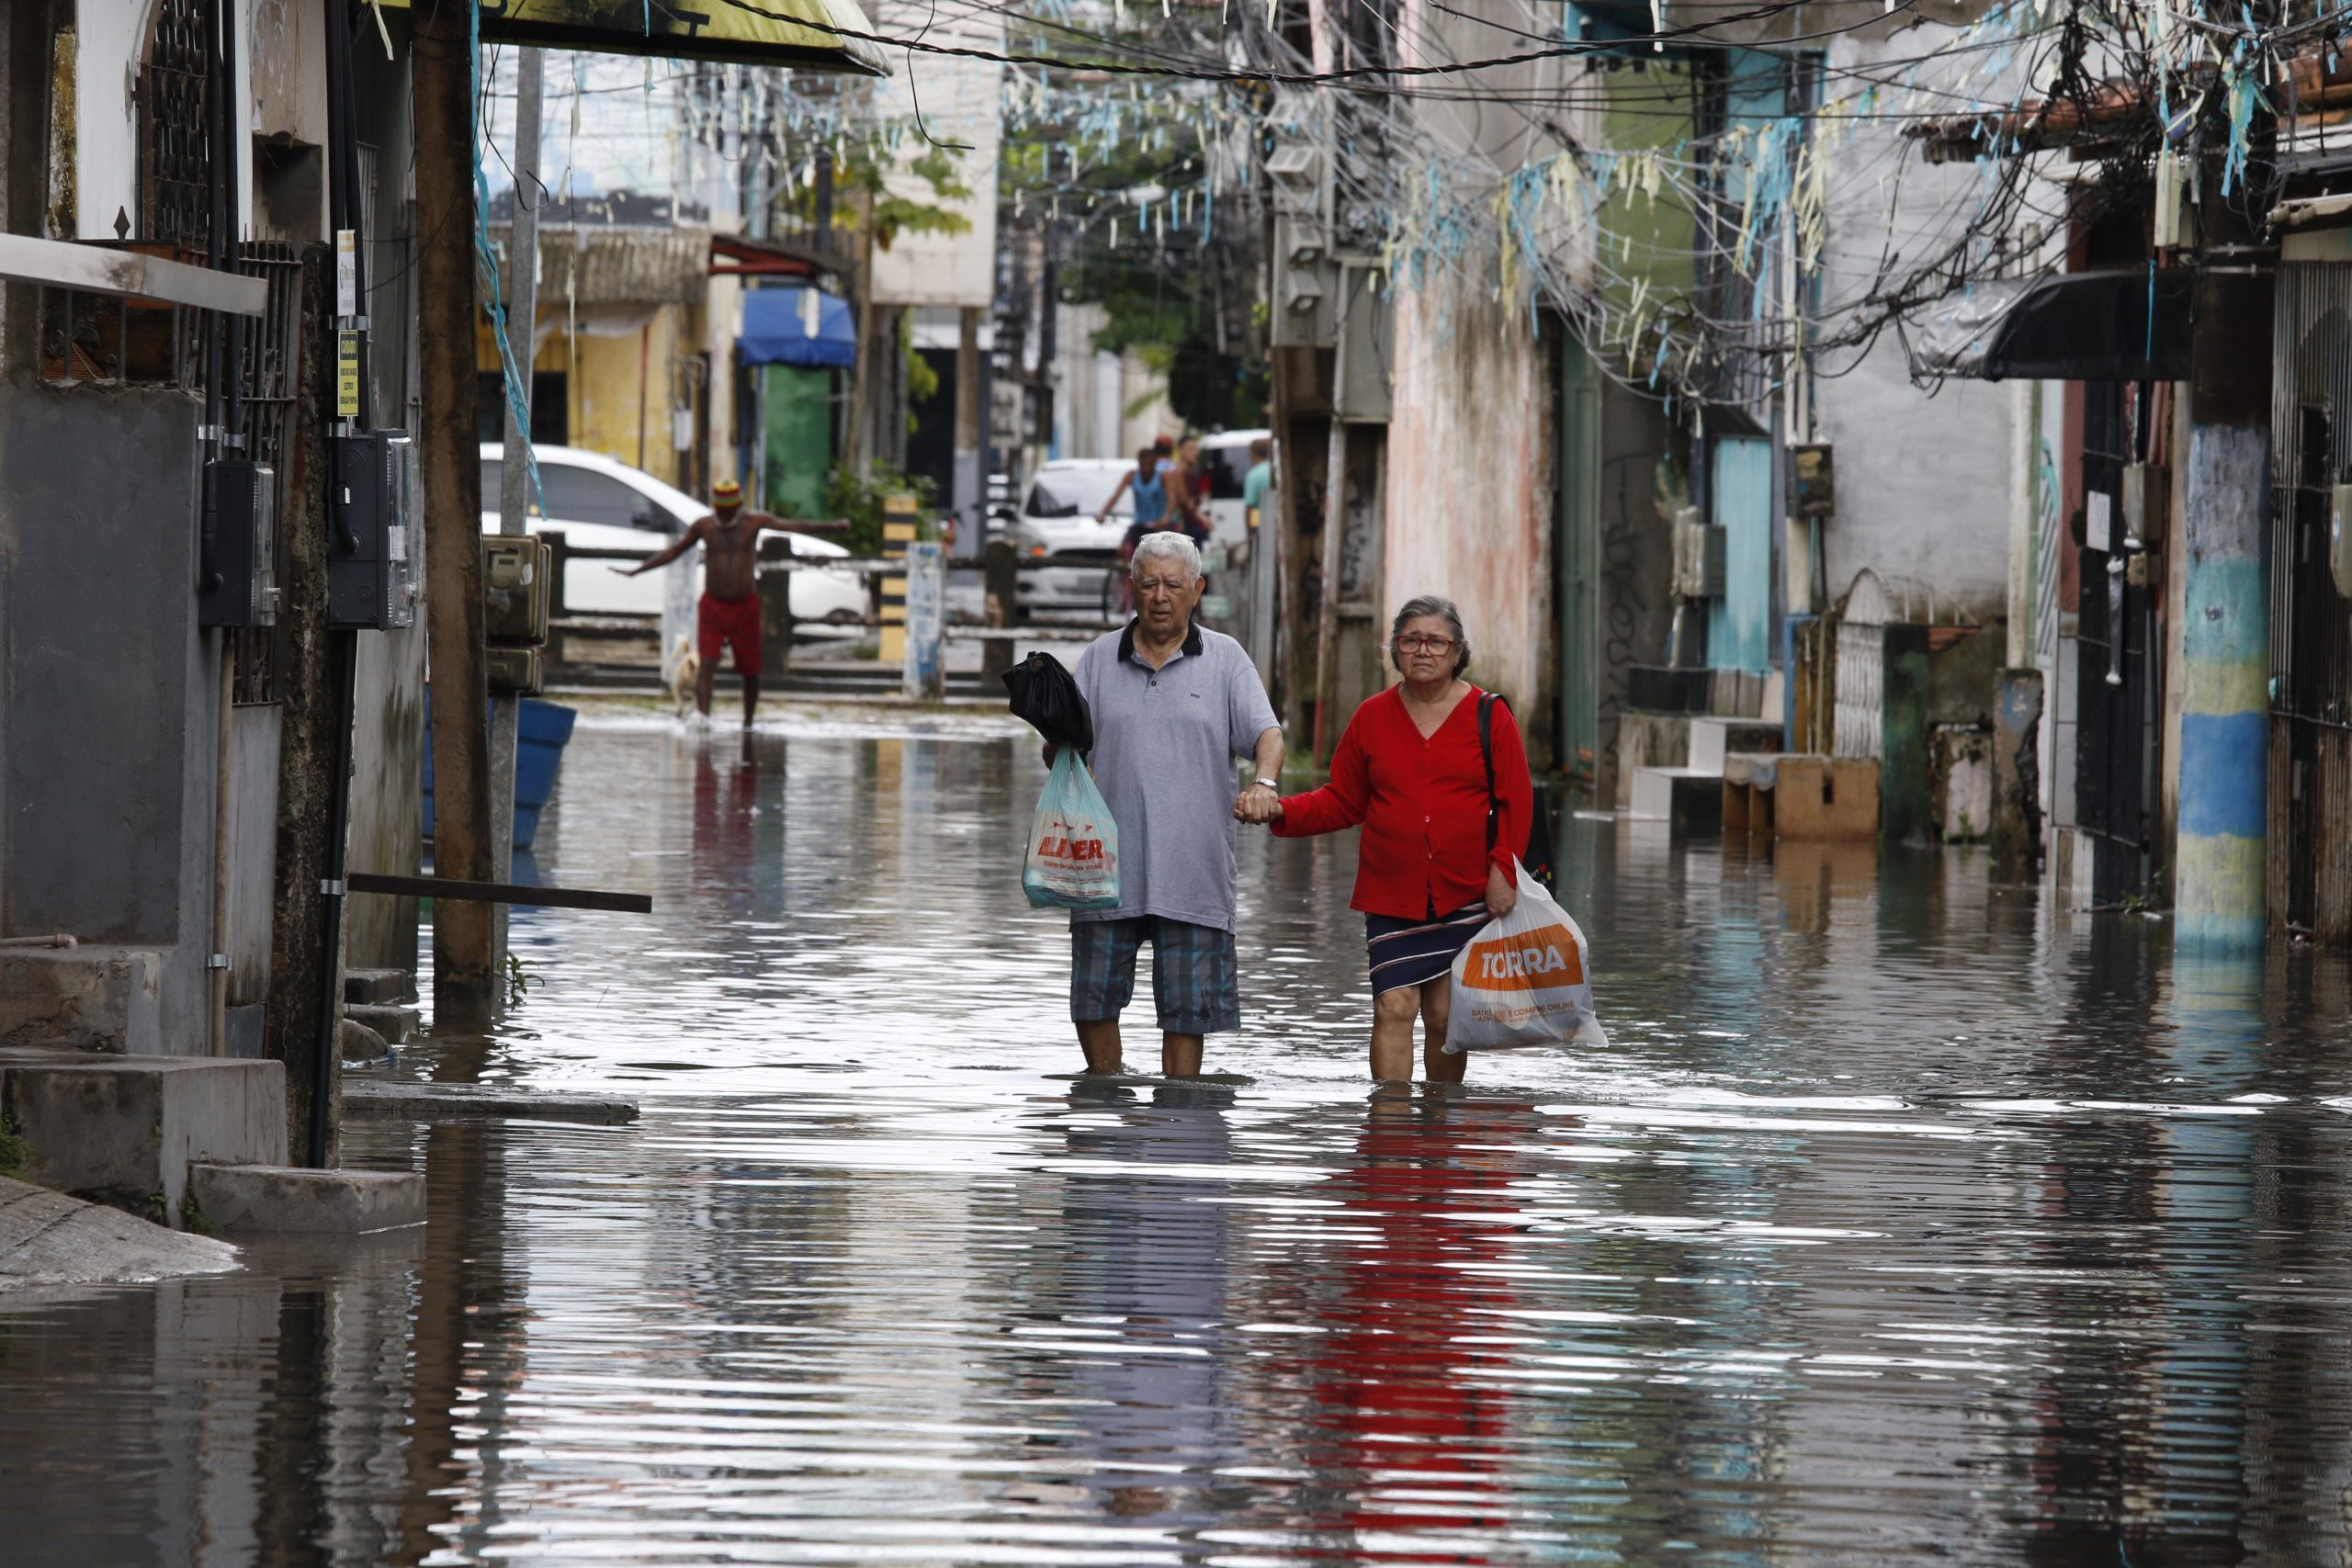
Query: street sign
[[335, 229, 357, 318], [336, 332, 361, 419], [902, 541, 946, 701]]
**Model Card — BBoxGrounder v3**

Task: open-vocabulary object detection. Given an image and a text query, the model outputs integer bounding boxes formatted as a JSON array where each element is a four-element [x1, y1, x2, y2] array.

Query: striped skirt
[[1364, 901, 1490, 996]]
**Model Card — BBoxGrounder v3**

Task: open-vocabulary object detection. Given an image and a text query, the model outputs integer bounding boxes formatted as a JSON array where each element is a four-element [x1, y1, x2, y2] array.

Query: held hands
[[1485, 863, 1518, 920], [1233, 784, 1283, 826]]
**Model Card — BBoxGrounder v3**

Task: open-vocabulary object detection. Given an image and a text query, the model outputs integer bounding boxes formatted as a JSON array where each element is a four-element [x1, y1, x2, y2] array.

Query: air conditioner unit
[[1266, 144, 1320, 188], [1672, 515, 1724, 598]]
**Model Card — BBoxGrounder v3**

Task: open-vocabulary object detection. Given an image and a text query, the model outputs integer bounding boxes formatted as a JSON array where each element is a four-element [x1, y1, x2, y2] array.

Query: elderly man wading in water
[[1064, 531, 1283, 1077]]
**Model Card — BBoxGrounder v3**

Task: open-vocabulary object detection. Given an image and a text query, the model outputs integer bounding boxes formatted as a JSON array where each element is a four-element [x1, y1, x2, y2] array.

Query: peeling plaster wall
[[1385, 275, 1551, 716], [75, 0, 261, 243], [247, 0, 329, 151], [73, 0, 142, 240], [1810, 26, 2018, 624]]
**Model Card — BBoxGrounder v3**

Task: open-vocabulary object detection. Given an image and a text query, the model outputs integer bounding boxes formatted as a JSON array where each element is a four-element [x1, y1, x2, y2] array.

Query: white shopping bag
[[1023, 747, 1122, 910], [1445, 859, 1609, 1051]]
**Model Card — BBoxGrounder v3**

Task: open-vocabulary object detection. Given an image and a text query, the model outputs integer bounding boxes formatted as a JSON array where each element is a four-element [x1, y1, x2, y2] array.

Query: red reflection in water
[[1300, 1093, 1542, 1563]]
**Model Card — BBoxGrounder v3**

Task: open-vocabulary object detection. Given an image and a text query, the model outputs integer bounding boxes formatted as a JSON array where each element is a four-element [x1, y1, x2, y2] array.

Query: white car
[[477, 445, 866, 626], [1010, 458, 1136, 618]]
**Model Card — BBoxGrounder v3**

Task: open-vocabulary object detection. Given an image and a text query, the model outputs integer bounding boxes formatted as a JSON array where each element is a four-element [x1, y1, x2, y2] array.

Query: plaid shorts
[[1069, 916, 1241, 1035]]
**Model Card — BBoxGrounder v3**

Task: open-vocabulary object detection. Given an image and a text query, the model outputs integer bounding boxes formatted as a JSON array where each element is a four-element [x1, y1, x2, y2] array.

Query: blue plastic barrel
[[423, 694, 578, 850]]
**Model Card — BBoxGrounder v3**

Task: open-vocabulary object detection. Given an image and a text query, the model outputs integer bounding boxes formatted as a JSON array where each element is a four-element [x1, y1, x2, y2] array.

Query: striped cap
[[712, 479, 743, 504]]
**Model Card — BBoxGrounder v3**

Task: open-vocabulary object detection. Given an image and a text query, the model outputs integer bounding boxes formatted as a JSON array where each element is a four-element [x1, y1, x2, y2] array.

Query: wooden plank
[[0, 233, 269, 315], [346, 872, 651, 913]]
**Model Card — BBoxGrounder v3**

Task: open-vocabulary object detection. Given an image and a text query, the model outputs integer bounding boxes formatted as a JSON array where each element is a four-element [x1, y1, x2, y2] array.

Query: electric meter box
[[486, 645, 544, 694], [328, 430, 417, 630], [197, 458, 278, 628], [481, 536, 552, 645]]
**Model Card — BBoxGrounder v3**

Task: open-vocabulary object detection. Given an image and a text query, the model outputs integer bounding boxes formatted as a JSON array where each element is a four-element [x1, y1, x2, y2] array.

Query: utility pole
[[490, 48, 545, 976], [953, 305, 982, 558], [847, 185, 876, 475], [2174, 262, 2274, 953], [413, 0, 496, 1016]]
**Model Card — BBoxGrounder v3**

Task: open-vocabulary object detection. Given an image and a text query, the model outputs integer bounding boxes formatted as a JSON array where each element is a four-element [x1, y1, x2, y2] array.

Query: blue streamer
[[469, 3, 545, 519]]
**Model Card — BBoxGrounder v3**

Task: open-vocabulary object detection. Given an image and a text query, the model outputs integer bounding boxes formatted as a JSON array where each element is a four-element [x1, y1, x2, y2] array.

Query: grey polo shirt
[[1071, 620, 1281, 932]]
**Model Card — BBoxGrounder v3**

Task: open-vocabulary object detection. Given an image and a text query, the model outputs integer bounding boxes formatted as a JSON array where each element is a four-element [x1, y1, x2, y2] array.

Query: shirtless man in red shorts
[[625, 478, 786, 725]]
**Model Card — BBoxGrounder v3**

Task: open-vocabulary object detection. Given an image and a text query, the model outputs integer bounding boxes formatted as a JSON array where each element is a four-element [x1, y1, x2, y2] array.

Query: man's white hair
[[1128, 530, 1204, 582]]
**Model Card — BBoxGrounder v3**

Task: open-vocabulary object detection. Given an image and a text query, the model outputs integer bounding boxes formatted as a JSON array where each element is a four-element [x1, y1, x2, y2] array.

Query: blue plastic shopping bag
[[1023, 748, 1122, 909]]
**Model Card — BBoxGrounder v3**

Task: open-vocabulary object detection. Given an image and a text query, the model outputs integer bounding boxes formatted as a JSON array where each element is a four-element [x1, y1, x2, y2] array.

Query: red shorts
[[697, 592, 762, 678]]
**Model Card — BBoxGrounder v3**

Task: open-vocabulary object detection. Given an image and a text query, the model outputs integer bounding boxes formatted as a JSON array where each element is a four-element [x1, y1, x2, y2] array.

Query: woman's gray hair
[[1390, 594, 1472, 676], [1129, 530, 1204, 582]]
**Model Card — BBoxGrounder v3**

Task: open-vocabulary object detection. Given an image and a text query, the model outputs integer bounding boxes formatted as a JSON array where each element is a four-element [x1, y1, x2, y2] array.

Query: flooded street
[[10, 713, 2352, 1566]]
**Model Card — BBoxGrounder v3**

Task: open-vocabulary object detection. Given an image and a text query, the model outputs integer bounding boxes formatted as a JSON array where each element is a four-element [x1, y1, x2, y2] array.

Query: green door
[[1557, 344, 1602, 784], [763, 365, 834, 517]]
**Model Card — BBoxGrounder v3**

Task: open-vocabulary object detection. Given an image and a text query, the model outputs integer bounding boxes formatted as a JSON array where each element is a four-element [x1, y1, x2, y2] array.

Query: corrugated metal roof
[[489, 225, 712, 308]]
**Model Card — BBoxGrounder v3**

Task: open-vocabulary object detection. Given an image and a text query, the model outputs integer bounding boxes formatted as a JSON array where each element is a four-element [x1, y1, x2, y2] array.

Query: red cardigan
[[1273, 684, 1532, 919]]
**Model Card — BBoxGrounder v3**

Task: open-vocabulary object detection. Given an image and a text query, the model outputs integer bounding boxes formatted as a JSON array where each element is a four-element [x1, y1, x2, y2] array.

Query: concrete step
[[343, 1079, 637, 1125], [339, 1016, 392, 1066], [1627, 767, 1724, 835], [0, 1048, 287, 1229], [187, 1163, 424, 1235], [1688, 717, 1786, 775], [344, 1002, 419, 1043], [344, 967, 414, 1006], [1719, 754, 1882, 840], [781, 664, 994, 698], [0, 1175, 240, 1290]]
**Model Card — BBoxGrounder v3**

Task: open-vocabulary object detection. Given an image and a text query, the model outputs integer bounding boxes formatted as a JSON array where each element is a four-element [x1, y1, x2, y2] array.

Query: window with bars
[[230, 244, 305, 705], [39, 0, 215, 389]]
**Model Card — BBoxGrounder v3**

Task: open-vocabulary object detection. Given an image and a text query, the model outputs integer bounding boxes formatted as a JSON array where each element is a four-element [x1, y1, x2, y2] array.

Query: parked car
[[1009, 458, 1134, 618], [477, 445, 866, 626]]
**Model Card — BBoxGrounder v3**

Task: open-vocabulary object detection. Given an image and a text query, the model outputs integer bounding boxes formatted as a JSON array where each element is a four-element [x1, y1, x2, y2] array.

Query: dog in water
[[668, 634, 701, 719]]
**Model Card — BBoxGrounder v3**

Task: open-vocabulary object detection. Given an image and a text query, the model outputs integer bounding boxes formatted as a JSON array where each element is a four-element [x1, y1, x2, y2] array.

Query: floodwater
[[9, 712, 2352, 1567]]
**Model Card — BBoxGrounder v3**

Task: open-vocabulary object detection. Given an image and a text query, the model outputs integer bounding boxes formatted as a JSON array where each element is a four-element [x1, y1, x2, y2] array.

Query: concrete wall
[[1595, 386, 1678, 807], [1049, 304, 1175, 462], [224, 707, 279, 1005], [546, 306, 691, 490], [0, 382, 215, 1050], [345, 28, 424, 976], [1385, 275, 1552, 716], [1378, 0, 1597, 725], [1810, 28, 2018, 626]]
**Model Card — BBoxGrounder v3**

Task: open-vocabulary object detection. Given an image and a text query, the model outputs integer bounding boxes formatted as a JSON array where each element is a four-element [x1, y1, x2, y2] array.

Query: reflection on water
[[6, 715, 2352, 1565]]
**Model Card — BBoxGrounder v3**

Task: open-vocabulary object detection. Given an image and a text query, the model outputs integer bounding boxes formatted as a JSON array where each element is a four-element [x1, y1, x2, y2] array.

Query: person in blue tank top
[[1099, 446, 1167, 529], [1100, 447, 1171, 614]]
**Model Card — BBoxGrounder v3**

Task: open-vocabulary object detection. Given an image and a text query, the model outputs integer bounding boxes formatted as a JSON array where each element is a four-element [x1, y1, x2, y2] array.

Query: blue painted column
[[2175, 274, 2274, 954]]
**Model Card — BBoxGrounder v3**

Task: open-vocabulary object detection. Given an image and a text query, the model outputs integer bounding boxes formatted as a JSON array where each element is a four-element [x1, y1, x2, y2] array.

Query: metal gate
[[2269, 264, 2352, 942], [2074, 379, 2160, 905], [1832, 569, 1891, 760]]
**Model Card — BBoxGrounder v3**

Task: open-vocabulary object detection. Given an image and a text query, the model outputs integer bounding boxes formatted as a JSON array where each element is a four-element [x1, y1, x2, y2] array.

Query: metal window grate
[[2268, 263, 2352, 940], [2270, 264, 2352, 729], [229, 243, 304, 705], [2074, 378, 2158, 904], [140, 0, 213, 255]]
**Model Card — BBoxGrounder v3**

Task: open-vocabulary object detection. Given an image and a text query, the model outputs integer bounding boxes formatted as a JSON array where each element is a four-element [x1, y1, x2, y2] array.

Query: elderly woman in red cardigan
[[1238, 595, 1532, 1084]]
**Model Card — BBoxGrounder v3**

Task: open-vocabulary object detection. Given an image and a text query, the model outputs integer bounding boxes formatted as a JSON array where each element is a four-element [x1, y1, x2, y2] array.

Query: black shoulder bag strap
[[1478, 693, 1501, 853]]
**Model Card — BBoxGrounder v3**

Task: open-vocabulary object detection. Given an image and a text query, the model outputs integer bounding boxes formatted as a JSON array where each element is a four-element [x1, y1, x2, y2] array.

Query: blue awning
[[741, 287, 855, 369]]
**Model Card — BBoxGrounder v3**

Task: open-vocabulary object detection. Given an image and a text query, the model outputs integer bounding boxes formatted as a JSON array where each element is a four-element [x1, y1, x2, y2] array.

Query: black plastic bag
[[1003, 650, 1094, 754]]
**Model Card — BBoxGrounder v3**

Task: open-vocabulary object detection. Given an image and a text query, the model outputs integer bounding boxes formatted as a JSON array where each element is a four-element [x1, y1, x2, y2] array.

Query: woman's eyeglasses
[[1395, 635, 1458, 654]]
